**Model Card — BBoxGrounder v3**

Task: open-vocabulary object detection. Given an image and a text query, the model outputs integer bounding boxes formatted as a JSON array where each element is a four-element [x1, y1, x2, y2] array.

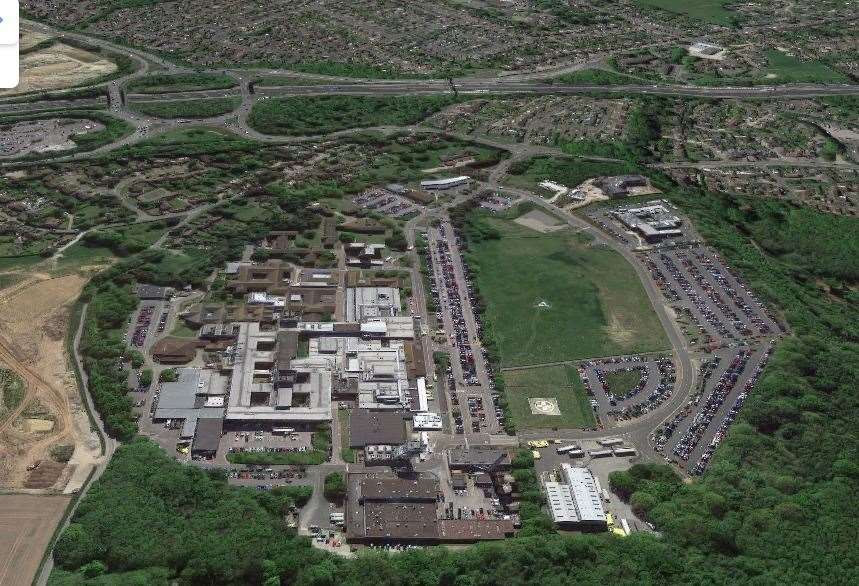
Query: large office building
[[224, 323, 333, 426], [545, 465, 607, 531]]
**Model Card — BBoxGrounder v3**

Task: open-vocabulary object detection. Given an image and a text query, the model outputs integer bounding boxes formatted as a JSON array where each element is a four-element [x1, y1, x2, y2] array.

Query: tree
[[323, 472, 345, 502]]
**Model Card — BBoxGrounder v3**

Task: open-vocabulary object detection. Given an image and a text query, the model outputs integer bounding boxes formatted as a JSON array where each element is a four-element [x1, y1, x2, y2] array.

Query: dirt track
[[0, 273, 97, 490]]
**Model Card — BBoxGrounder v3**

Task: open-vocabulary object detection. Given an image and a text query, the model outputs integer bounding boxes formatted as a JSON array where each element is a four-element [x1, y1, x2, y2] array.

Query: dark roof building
[[448, 447, 511, 472], [348, 409, 407, 448], [152, 338, 198, 365], [192, 418, 223, 457]]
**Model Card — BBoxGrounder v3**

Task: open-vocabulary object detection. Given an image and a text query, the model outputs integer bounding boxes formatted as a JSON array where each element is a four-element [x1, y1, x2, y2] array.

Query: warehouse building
[[420, 176, 470, 191], [545, 465, 607, 531]]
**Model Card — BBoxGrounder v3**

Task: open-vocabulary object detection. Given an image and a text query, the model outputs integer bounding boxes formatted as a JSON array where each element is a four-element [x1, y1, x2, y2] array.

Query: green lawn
[[469, 216, 669, 367], [549, 69, 643, 86], [633, 0, 735, 25], [764, 50, 848, 84], [504, 365, 595, 430], [169, 321, 198, 338], [603, 370, 644, 396], [226, 450, 326, 466]]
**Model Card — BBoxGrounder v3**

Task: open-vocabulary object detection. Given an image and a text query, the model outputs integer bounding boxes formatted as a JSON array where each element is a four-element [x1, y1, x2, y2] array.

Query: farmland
[[0, 494, 71, 585], [466, 215, 668, 368]]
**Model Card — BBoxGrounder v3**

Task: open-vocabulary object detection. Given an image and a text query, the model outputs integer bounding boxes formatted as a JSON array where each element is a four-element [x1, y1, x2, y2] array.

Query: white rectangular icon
[[0, 1, 19, 88]]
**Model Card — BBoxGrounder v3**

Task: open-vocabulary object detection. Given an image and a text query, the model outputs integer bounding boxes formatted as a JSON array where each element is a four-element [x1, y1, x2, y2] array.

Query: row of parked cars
[[669, 349, 753, 462], [130, 304, 157, 347], [691, 344, 774, 474]]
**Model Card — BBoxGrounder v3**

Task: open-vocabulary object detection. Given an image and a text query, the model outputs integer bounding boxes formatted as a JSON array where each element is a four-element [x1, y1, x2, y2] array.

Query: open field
[[604, 369, 643, 396], [633, 0, 735, 25], [764, 50, 848, 84], [468, 216, 668, 367], [0, 494, 71, 586], [504, 365, 595, 430]]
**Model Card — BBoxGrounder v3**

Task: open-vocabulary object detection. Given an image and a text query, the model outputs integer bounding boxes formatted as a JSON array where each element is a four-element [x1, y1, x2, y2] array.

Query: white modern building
[[421, 176, 470, 190], [545, 465, 607, 531]]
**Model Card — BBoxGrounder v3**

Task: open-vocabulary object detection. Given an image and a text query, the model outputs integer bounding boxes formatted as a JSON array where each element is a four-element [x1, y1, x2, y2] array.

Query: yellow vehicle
[[612, 527, 627, 537], [527, 440, 549, 449], [531, 450, 542, 460], [606, 512, 615, 529]]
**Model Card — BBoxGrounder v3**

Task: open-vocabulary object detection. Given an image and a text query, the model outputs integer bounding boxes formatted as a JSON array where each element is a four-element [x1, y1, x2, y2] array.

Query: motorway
[[0, 18, 858, 172]]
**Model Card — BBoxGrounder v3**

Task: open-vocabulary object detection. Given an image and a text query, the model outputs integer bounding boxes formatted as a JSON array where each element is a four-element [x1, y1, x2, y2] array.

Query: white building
[[545, 465, 607, 530], [421, 176, 470, 191]]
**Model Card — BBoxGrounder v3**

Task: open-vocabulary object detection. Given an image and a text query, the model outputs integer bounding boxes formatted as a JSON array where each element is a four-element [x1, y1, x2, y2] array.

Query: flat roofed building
[[421, 176, 470, 190], [448, 447, 511, 472], [438, 519, 514, 542], [154, 368, 224, 421], [225, 323, 332, 423], [545, 465, 607, 530], [346, 287, 401, 322], [357, 347, 409, 409], [348, 409, 407, 448], [296, 269, 339, 288], [192, 418, 223, 457], [227, 260, 292, 295], [413, 412, 443, 430], [359, 478, 439, 502]]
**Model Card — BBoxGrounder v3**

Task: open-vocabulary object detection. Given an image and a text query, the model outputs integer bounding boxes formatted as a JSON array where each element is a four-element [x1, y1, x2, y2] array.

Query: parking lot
[[352, 188, 420, 218], [223, 429, 314, 460], [125, 299, 171, 352], [642, 245, 782, 346], [424, 220, 504, 437], [578, 354, 676, 423], [654, 342, 775, 475]]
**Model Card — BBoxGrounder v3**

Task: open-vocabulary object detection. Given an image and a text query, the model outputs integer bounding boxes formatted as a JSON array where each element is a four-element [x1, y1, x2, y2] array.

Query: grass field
[[504, 365, 595, 430], [764, 50, 848, 84], [468, 216, 669, 367], [130, 97, 241, 119], [633, 0, 735, 25], [603, 370, 643, 395]]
